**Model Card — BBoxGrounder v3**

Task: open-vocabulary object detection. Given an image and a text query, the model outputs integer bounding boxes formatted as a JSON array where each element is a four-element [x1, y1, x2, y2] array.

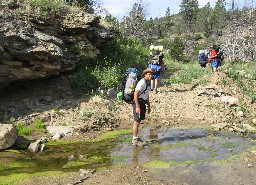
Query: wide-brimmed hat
[[142, 68, 154, 76]]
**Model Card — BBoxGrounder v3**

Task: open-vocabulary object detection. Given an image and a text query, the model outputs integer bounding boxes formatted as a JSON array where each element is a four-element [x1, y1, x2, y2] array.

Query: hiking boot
[[132, 137, 145, 146]]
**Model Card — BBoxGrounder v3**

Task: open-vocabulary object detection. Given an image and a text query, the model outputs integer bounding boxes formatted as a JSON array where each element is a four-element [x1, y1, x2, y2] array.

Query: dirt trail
[[1, 72, 256, 185], [117, 72, 255, 130]]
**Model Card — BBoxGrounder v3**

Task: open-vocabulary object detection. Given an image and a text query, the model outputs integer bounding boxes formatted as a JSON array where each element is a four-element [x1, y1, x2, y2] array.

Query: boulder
[[46, 125, 73, 135], [220, 95, 238, 106], [107, 88, 117, 99], [0, 124, 17, 150], [28, 140, 41, 154]]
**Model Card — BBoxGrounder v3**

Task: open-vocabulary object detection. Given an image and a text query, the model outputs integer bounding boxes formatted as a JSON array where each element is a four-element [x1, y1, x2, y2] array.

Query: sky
[[100, 0, 245, 20]]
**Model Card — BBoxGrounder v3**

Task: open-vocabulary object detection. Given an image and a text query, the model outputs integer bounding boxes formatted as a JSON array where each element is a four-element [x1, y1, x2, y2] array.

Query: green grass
[[224, 61, 256, 101], [16, 123, 33, 136], [164, 61, 211, 85], [34, 120, 44, 129]]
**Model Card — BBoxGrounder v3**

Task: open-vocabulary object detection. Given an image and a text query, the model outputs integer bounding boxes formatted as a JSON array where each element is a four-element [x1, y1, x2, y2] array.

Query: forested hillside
[[111, 0, 256, 63]]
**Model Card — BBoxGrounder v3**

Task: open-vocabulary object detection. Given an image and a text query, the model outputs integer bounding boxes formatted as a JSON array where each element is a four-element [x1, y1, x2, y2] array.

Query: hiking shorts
[[211, 60, 219, 68], [133, 100, 146, 121], [153, 71, 161, 79]]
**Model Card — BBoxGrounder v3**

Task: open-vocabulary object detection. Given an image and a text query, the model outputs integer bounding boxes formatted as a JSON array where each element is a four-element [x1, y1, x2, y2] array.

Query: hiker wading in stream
[[132, 68, 153, 146]]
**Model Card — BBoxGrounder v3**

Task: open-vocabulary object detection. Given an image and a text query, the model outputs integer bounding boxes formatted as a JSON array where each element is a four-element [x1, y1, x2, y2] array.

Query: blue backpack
[[198, 53, 207, 65]]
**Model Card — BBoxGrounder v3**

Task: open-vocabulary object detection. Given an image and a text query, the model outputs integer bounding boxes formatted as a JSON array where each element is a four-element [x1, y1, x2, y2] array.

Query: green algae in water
[[142, 159, 198, 169], [94, 130, 131, 142], [62, 160, 90, 169], [0, 129, 131, 178], [220, 142, 239, 148], [143, 160, 170, 169], [111, 155, 128, 160], [46, 129, 131, 146], [171, 141, 187, 148]]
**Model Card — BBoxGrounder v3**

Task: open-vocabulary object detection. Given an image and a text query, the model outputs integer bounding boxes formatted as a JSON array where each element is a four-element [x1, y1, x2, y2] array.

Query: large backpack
[[121, 68, 142, 104], [198, 50, 207, 65], [216, 47, 224, 61], [149, 45, 164, 65]]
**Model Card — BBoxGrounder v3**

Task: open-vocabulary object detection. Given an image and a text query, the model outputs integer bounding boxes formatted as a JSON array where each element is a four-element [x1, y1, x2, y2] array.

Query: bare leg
[[150, 80, 154, 90], [213, 67, 217, 73], [154, 78, 159, 93], [133, 121, 140, 138], [154, 78, 158, 89]]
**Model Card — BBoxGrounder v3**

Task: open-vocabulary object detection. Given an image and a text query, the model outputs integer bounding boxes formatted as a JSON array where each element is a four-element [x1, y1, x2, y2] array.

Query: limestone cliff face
[[0, 1, 113, 89]]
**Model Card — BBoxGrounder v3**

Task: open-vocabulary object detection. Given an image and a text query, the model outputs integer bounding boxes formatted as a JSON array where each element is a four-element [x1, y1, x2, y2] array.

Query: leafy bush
[[74, 36, 149, 92], [98, 36, 148, 69], [92, 66, 122, 90]]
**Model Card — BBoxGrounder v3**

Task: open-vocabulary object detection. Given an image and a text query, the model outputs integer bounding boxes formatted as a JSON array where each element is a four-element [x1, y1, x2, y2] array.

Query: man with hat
[[132, 68, 153, 146]]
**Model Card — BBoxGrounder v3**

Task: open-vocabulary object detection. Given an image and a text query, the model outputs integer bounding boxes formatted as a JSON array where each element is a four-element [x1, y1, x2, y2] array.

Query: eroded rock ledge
[[0, 1, 113, 89]]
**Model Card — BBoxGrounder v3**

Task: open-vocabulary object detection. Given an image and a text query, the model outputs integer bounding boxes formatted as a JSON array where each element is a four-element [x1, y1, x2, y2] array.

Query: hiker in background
[[209, 45, 220, 73], [132, 68, 153, 146], [148, 45, 164, 93]]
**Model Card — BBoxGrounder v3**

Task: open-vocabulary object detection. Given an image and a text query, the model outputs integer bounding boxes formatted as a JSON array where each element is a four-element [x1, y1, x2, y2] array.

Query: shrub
[[74, 36, 149, 92], [92, 66, 122, 90], [169, 37, 185, 62], [74, 67, 100, 92]]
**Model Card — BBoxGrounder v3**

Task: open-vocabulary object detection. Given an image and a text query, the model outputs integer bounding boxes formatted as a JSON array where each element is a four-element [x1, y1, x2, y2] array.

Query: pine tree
[[196, 2, 212, 37], [179, 0, 199, 33], [121, 0, 147, 42], [162, 7, 174, 36], [210, 0, 228, 33]]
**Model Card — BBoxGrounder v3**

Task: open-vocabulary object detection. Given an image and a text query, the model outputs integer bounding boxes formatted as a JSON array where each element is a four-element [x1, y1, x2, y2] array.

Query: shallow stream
[[111, 128, 255, 165], [0, 128, 255, 178]]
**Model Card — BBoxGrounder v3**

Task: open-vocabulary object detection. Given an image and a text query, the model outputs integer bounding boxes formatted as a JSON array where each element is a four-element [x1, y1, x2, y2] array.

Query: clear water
[[0, 128, 254, 176]]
